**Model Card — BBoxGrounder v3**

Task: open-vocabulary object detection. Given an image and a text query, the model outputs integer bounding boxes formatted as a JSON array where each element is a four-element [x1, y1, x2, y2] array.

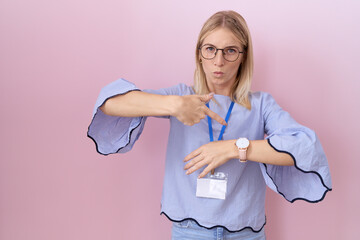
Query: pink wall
[[1, 0, 358, 239]]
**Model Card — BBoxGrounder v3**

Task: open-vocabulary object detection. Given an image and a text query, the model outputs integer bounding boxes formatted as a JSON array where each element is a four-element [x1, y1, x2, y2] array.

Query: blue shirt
[[87, 78, 332, 232]]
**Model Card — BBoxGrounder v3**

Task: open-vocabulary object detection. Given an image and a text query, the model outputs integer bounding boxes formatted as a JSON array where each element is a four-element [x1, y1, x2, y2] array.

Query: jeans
[[171, 219, 266, 240]]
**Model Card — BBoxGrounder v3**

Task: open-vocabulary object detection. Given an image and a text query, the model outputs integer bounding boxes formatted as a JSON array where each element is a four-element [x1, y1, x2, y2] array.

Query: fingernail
[[186, 171, 190, 175]]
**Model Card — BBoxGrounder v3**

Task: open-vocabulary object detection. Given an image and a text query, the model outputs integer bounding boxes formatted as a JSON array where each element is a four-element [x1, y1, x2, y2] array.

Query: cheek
[[227, 62, 241, 74], [201, 62, 212, 75]]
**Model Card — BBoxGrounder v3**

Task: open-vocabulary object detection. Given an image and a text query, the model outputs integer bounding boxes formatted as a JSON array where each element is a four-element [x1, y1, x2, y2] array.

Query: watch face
[[236, 138, 249, 148]]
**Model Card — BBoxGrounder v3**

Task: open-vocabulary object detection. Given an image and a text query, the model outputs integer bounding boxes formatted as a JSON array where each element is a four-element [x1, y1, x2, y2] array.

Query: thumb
[[199, 92, 214, 102]]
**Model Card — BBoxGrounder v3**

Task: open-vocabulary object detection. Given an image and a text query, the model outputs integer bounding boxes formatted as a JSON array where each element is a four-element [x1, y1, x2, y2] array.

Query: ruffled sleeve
[[87, 78, 188, 155], [259, 93, 332, 203]]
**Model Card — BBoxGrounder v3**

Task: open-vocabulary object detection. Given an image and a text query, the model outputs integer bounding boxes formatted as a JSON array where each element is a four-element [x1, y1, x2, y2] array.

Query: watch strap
[[238, 148, 247, 163]]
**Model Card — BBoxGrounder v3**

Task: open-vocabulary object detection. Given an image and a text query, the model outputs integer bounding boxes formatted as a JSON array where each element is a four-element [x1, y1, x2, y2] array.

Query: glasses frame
[[199, 44, 244, 62]]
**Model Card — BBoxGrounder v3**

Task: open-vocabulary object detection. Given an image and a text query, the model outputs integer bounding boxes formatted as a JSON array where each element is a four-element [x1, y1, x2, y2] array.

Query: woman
[[88, 10, 332, 239]]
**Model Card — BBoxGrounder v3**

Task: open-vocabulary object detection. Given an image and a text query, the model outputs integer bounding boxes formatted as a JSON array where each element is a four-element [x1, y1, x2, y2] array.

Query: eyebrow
[[203, 43, 242, 49]]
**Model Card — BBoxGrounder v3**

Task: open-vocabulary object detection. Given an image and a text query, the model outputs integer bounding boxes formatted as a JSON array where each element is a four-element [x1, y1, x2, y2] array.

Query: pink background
[[1, 0, 359, 239]]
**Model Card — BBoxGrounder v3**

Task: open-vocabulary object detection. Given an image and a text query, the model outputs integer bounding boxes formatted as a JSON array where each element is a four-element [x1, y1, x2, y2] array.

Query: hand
[[172, 94, 226, 126], [183, 140, 237, 178]]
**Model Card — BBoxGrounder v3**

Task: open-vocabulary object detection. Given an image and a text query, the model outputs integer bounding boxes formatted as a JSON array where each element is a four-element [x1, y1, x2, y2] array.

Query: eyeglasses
[[199, 44, 244, 62]]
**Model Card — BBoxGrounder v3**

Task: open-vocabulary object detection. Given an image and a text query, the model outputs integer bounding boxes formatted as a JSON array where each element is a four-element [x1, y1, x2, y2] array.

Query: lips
[[213, 71, 224, 77]]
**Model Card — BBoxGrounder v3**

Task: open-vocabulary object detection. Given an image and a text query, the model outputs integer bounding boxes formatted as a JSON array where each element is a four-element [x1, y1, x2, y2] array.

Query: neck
[[208, 85, 232, 96], [207, 77, 235, 96]]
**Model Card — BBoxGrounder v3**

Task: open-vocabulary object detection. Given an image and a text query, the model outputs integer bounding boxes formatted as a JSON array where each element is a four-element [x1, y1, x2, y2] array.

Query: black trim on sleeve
[[87, 89, 143, 156], [160, 211, 266, 233], [265, 138, 332, 203]]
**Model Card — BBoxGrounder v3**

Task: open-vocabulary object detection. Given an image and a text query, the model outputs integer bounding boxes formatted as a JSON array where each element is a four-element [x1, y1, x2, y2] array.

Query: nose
[[213, 50, 225, 66]]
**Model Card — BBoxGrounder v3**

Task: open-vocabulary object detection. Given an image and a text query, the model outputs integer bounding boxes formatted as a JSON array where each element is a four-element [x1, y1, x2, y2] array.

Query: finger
[[184, 148, 201, 162], [186, 160, 208, 175], [198, 165, 214, 179], [198, 93, 214, 103], [211, 169, 215, 175], [184, 155, 204, 170], [199, 112, 206, 119], [204, 108, 227, 126]]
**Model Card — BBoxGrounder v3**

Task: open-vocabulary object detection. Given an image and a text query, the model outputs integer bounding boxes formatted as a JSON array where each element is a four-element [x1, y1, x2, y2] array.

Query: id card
[[196, 172, 227, 200]]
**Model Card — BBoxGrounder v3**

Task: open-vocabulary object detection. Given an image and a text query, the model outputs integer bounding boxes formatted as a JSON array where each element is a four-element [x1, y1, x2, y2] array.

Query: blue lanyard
[[205, 101, 234, 142]]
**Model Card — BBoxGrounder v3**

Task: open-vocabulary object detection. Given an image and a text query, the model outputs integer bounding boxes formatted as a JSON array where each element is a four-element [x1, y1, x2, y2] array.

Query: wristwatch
[[235, 138, 250, 163]]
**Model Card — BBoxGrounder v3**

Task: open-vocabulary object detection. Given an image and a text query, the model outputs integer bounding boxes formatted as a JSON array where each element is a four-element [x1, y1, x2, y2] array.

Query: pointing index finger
[[204, 107, 227, 126]]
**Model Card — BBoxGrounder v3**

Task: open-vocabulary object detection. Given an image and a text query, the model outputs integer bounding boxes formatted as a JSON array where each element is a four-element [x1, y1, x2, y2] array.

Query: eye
[[224, 48, 237, 55], [205, 46, 215, 53]]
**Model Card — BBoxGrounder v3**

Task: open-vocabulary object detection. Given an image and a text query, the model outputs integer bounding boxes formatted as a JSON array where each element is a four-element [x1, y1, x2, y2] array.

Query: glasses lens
[[201, 45, 216, 59], [223, 47, 239, 62], [200, 45, 241, 62]]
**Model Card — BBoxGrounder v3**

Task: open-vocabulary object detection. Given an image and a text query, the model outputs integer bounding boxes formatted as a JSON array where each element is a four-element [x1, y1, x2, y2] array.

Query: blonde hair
[[193, 10, 254, 109]]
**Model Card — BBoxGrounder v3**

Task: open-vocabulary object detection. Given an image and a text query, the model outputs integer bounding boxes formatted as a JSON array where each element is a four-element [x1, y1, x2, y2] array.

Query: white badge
[[196, 172, 227, 200]]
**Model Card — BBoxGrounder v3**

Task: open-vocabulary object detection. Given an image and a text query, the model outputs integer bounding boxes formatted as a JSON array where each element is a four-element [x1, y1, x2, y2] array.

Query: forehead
[[202, 28, 241, 47]]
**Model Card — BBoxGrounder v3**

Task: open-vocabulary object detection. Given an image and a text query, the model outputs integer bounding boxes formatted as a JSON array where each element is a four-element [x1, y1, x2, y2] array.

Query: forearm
[[100, 91, 178, 117], [227, 139, 294, 166]]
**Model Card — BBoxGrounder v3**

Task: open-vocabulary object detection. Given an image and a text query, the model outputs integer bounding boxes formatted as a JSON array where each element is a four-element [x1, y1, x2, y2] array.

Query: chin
[[209, 79, 231, 87]]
